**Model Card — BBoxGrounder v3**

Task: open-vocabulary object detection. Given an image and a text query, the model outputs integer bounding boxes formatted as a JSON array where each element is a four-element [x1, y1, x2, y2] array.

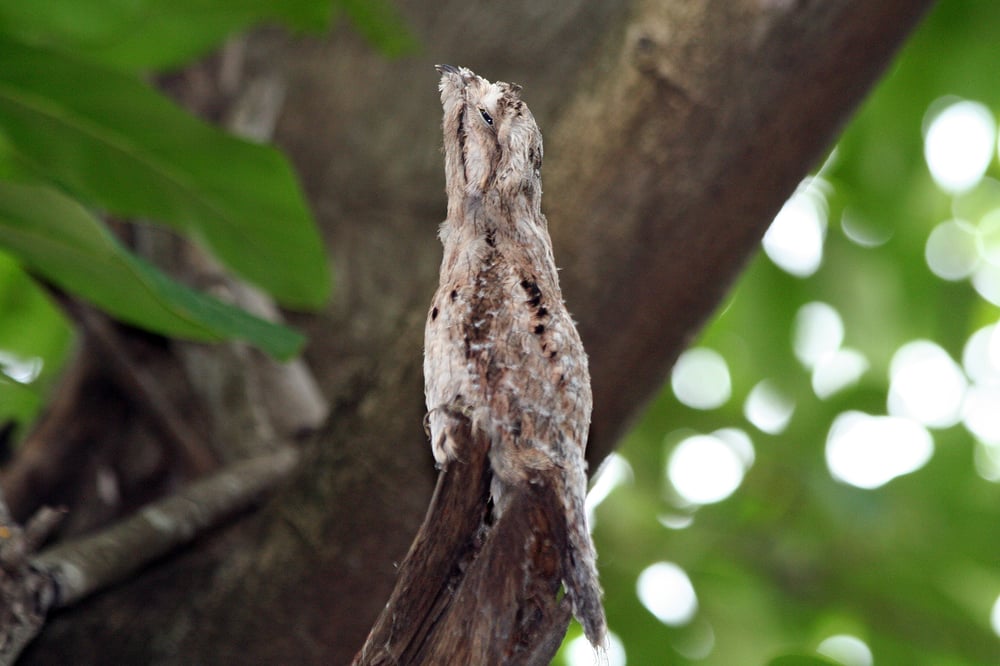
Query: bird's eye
[[479, 108, 494, 126]]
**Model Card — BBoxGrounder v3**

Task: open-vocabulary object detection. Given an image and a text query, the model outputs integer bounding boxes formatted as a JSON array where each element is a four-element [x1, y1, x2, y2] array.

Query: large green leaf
[[0, 0, 332, 71], [0, 179, 304, 360], [0, 36, 329, 309]]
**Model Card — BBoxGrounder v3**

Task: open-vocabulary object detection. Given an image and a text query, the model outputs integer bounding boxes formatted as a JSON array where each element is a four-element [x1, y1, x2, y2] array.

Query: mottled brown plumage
[[424, 64, 606, 646]]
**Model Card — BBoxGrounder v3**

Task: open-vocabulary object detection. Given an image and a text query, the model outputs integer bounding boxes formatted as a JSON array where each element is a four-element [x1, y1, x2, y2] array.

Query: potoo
[[424, 64, 606, 646]]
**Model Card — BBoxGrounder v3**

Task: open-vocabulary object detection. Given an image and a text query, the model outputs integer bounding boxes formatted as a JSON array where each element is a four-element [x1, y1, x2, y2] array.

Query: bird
[[423, 63, 606, 647]]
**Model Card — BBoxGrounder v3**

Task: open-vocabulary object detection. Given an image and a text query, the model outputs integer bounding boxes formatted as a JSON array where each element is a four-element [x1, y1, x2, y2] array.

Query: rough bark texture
[[16, 1, 933, 664], [353, 421, 574, 666]]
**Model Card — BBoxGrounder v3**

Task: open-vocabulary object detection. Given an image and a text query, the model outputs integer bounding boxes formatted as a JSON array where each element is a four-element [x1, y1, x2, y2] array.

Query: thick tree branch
[[546, 0, 937, 460]]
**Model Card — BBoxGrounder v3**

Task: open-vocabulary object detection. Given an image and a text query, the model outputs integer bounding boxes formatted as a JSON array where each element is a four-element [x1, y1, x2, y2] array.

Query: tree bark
[[18, 1, 934, 664]]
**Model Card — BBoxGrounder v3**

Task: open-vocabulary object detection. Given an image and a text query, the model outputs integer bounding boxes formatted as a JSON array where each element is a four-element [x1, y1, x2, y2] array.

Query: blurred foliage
[[0, 0, 412, 440], [0, 36, 329, 310], [0, 180, 304, 357], [0, 0, 415, 71], [563, 2, 1000, 665]]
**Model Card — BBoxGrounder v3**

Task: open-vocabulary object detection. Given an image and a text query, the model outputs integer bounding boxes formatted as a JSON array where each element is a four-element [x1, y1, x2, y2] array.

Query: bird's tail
[[561, 464, 608, 648]]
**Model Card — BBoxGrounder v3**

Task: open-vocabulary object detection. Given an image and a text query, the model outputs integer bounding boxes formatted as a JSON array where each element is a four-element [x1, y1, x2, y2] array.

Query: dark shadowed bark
[[13, 1, 933, 664]]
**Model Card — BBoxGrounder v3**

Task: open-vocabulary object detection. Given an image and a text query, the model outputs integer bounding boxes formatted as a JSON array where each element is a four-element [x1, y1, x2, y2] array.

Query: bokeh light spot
[[961, 324, 1000, 454], [586, 453, 633, 525], [973, 439, 1000, 482], [715, 428, 756, 468], [637, 562, 697, 626], [963, 384, 1000, 446], [671, 348, 731, 410], [925, 218, 980, 280], [793, 302, 844, 368], [971, 260, 1000, 305], [763, 182, 828, 277], [812, 348, 869, 399], [668, 432, 751, 505], [565, 631, 626, 666], [826, 412, 933, 489], [977, 208, 1000, 265], [744, 380, 795, 434], [841, 208, 892, 247], [887, 340, 966, 428], [817, 634, 873, 666], [923, 98, 996, 193], [961, 323, 1000, 384], [658, 513, 695, 530], [0, 351, 43, 384], [673, 619, 716, 660], [991, 593, 1000, 638]]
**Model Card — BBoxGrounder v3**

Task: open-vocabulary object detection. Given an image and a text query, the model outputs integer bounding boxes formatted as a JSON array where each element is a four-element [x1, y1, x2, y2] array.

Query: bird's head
[[436, 64, 543, 203]]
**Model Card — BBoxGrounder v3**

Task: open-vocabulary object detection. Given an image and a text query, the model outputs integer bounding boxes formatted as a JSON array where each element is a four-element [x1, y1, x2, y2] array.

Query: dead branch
[[0, 446, 299, 664], [354, 419, 574, 665]]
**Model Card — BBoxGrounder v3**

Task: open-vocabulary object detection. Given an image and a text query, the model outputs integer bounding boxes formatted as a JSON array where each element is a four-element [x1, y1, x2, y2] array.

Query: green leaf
[[0, 36, 330, 309], [0, 252, 73, 439], [337, 0, 419, 57], [0, 0, 332, 71], [0, 179, 304, 360], [0, 251, 73, 377]]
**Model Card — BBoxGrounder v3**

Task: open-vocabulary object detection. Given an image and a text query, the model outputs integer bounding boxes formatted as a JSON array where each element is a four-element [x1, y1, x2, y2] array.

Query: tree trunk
[[19, 1, 934, 663]]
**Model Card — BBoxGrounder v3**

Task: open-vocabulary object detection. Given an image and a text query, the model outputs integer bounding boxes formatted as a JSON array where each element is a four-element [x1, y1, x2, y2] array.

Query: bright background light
[[812, 348, 869, 400], [887, 340, 967, 428], [792, 301, 869, 398], [636, 562, 698, 626], [817, 634, 874, 666], [793, 301, 844, 368], [744, 379, 795, 434], [0, 351, 44, 384], [991, 594, 1000, 638], [826, 412, 933, 489], [925, 218, 980, 280], [763, 181, 828, 277], [923, 98, 996, 193], [564, 631, 626, 666], [671, 348, 731, 410], [668, 431, 753, 505], [586, 453, 633, 525]]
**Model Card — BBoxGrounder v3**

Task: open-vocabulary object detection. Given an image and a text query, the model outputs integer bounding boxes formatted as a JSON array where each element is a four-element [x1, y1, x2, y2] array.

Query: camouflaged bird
[[424, 64, 606, 646]]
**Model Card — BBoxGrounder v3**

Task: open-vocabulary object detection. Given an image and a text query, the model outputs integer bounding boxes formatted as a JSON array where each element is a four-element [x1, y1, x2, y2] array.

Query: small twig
[[21, 508, 65, 554], [33, 446, 298, 607], [0, 446, 299, 664]]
